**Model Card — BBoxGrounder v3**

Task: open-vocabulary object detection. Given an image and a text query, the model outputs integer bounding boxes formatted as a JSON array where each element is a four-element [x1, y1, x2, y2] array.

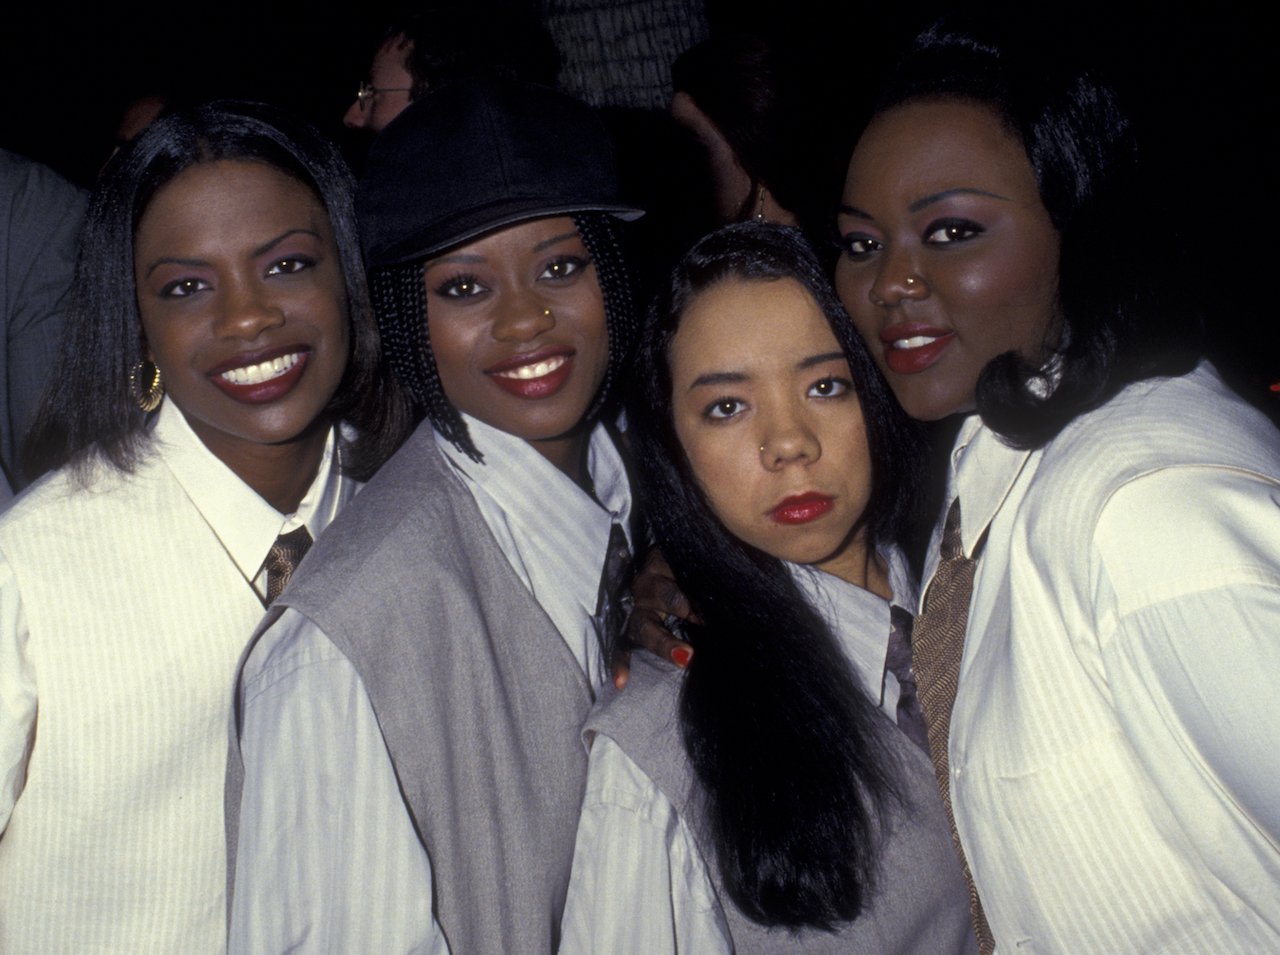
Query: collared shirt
[[437, 414, 632, 687], [152, 401, 350, 602], [0, 399, 354, 954], [934, 363, 1280, 953], [229, 419, 631, 955], [559, 547, 920, 955]]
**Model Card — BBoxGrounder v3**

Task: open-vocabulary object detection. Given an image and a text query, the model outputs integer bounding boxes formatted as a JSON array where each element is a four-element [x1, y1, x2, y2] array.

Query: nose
[[216, 280, 286, 340], [491, 297, 557, 343], [867, 246, 928, 307], [758, 407, 820, 470], [343, 98, 367, 130]]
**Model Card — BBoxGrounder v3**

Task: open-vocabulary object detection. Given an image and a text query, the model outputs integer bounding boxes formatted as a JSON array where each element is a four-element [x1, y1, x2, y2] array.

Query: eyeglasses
[[355, 80, 412, 110]]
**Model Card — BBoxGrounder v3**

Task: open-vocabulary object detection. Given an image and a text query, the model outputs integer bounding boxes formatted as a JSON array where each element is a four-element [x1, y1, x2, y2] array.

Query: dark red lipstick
[[879, 324, 956, 375], [770, 492, 835, 525], [484, 347, 575, 399], [208, 346, 310, 404]]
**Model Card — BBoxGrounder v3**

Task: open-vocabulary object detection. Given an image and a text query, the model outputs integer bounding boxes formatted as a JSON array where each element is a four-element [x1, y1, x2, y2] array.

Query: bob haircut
[[24, 100, 409, 482], [626, 222, 924, 929], [874, 20, 1200, 448]]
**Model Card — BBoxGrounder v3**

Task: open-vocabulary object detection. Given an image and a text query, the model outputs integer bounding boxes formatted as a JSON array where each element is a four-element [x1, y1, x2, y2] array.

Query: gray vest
[[229, 424, 594, 954], [585, 653, 979, 954]]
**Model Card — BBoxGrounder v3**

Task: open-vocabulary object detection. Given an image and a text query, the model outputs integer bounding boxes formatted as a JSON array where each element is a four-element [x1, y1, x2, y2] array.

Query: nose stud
[[542, 308, 554, 318]]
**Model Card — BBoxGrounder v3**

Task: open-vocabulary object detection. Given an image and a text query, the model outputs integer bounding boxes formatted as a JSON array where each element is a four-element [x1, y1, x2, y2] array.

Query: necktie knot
[[265, 525, 314, 605]]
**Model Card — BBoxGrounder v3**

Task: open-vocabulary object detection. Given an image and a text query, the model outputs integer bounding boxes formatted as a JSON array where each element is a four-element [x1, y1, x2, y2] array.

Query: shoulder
[[1048, 364, 1278, 484], [587, 652, 685, 746], [0, 453, 160, 539], [0, 149, 87, 231]]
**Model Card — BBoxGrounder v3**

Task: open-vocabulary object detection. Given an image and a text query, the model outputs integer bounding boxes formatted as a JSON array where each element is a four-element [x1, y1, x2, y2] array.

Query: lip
[[879, 324, 956, 376], [770, 492, 835, 525], [208, 345, 311, 404], [484, 346, 575, 399]]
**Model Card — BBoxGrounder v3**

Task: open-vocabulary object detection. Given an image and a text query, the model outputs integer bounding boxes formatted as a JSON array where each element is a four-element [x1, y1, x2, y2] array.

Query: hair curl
[[873, 20, 1200, 448]]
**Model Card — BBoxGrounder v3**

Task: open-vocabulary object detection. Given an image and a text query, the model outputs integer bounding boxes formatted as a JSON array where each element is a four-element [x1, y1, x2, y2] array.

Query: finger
[[611, 646, 632, 690]]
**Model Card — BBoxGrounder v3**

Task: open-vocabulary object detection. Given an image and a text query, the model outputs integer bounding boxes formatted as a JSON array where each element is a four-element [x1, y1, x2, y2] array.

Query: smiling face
[[670, 276, 876, 586], [833, 98, 1062, 421], [134, 159, 350, 476], [423, 216, 608, 475]]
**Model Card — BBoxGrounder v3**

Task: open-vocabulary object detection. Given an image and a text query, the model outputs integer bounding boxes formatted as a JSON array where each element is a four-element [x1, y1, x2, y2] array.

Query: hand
[[611, 547, 696, 689]]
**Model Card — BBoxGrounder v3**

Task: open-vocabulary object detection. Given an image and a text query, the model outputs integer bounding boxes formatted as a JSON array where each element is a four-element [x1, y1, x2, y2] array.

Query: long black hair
[[874, 20, 1200, 448], [369, 211, 636, 462], [23, 100, 411, 483], [629, 222, 924, 929]]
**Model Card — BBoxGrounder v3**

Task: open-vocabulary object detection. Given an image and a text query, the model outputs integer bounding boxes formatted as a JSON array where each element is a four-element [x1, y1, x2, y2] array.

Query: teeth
[[493, 355, 567, 380], [892, 336, 939, 350], [220, 352, 300, 385]]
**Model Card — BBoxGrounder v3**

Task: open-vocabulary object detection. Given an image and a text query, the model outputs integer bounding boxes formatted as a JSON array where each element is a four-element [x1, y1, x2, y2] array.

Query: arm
[[2, 159, 86, 484], [1094, 466, 1280, 865], [0, 559, 37, 832], [559, 735, 731, 955], [228, 608, 450, 955]]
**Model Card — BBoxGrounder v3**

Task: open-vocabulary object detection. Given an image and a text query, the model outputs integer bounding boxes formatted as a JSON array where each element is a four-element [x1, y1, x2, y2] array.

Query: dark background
[[1, 0, 1274, 399]]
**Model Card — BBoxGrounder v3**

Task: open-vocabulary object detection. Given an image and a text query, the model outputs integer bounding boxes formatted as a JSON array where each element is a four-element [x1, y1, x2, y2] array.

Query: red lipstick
[[208, 346, 310, 404], [485, 347, 575, 399], [770, 492, 835, 525], [880, 324, 956, 376]]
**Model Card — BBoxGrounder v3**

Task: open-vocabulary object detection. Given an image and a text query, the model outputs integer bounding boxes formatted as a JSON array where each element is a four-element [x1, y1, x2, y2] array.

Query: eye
[[539, 255, 588, 281], [266, 256, 314, 277], [703, 397, 745, 421], [434, 274, 488, 299], [160, 277, 210, 298], [924, 218, 984, 244], [808, 376, 851, 399], [835, 232, 881, 260]]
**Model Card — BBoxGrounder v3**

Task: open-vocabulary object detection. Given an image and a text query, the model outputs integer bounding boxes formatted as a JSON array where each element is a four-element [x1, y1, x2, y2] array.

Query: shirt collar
[[151, 400, 349, 584], [787, 544, 912, 705], [436, 413, 633, 589], [947, 412, 1034, 558]]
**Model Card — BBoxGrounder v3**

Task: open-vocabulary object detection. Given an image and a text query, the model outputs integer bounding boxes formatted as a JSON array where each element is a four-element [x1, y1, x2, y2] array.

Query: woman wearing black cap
[[226, 78, 641, 954]]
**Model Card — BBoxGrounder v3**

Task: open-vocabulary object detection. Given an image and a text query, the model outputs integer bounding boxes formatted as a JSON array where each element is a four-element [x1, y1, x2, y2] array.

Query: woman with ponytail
[[560, 223, 975, 953]]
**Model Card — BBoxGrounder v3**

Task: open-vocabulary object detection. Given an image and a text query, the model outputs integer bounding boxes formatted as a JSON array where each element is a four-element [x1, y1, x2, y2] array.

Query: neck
[[817, 527, 891, 600], [223, 421, 330, 514]]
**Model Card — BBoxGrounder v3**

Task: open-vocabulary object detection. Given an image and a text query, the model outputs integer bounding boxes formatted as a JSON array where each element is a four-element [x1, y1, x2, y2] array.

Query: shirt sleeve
[[228, 608, 451, 955], [1093, 465, 1280, 842], [559, 734, 731, 955], [0, 557, 37, 831]]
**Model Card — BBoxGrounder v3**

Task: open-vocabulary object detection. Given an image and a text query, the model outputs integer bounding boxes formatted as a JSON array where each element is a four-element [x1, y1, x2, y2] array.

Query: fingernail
[[671, 646, 692, 668]]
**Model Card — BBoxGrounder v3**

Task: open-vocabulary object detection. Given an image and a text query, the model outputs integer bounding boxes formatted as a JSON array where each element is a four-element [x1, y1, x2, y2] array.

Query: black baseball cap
[[358, 76, 643, 268]]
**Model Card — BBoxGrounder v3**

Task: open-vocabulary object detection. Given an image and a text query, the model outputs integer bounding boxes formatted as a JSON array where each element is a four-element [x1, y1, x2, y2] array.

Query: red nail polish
[[671, 646, 692, 668]]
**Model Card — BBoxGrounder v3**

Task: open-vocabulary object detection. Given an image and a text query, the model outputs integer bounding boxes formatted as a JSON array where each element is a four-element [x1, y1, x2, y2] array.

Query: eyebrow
[[839, 186, 1012, 220], [144, 228, 321, 277], [687, 351, 848, 390], [533, 229, 581, 252]]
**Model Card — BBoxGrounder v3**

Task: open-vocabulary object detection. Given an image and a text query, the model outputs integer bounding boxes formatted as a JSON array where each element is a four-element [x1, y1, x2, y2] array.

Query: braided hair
[[370, 212, 636, 462]]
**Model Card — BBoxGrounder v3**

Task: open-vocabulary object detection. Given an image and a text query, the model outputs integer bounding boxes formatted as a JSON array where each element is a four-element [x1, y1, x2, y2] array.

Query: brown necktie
[[885, 605, 930, 753], [264, 525, 313, 606], [912, 499, 995, 955]]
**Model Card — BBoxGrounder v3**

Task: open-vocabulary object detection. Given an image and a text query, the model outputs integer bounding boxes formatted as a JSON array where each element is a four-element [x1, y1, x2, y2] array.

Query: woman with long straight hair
[[560, 223, 975, 953]]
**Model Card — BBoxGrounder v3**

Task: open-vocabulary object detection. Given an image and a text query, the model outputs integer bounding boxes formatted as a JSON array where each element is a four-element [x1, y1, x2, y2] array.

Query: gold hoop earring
[[129, 360, 164, 413]]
